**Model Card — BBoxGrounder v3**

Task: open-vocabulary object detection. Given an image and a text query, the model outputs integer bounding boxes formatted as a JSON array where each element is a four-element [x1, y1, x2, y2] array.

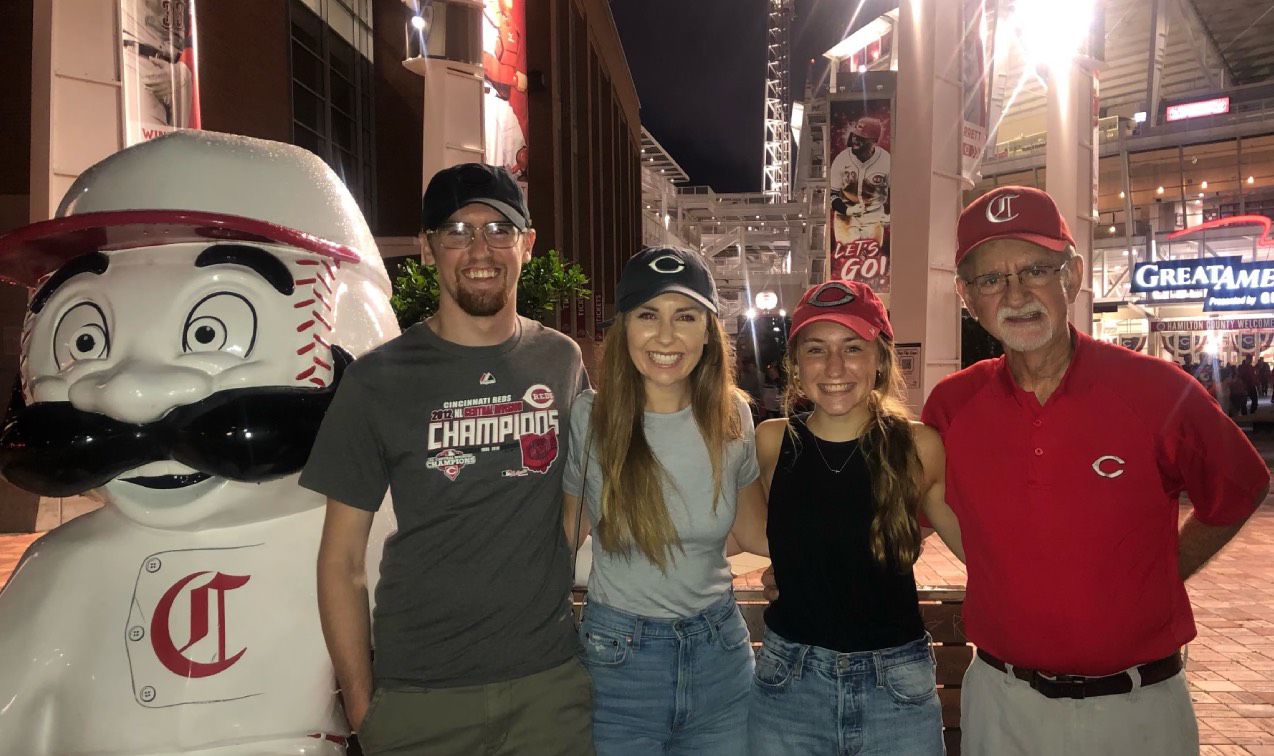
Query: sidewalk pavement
[[4, 488, 1274, 750]]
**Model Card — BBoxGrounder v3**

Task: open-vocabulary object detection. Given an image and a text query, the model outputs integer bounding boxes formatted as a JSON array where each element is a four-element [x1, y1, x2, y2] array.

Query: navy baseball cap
[[421, 163, 530, 231], [616, 246, 718, 314]]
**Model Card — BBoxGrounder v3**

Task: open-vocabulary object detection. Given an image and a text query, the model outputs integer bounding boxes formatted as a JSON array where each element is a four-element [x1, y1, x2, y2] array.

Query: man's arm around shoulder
[[317, 498, 377, 732]]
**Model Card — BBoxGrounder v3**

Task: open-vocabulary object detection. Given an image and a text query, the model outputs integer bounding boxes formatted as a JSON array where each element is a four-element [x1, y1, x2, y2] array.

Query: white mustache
[[996, 302, 1047, 330]]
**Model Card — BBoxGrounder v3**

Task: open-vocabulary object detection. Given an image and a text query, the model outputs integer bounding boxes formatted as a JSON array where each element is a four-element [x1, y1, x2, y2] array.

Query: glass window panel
[[328, 2, 356, 46], [336, 148, 359, 187], [330, 70, 354, 115], [1241, 135, 1274, 198], [331, 111, 355, 151], [293, 123, 323, 156], [291, 41, 324, 94], [329, 35, 356, 78], [292, 82, 323, 134], [291, 2, 324, 55]]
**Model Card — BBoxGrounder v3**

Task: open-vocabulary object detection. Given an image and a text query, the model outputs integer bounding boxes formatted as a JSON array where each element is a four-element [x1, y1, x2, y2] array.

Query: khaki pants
[[357, 658, 594, 756], [961, 654, 1199, 756]]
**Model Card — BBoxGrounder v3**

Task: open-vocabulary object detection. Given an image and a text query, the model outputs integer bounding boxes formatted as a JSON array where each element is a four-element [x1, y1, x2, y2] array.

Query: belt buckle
[[1031, 671, 1088, 700]]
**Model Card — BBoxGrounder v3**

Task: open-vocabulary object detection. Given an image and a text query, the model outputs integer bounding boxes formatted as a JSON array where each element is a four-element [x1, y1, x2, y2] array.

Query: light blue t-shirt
[[563, 390, 760, 619]]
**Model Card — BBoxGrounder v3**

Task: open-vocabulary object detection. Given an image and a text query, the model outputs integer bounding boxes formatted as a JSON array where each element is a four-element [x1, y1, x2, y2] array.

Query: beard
[[995, 302, 1057, 353], [454, 272, 511, 317]]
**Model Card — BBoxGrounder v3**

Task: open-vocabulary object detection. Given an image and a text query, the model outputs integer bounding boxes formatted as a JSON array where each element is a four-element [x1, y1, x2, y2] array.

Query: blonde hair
[[590, 310, 744, 571], [782, 335, 922, 571]]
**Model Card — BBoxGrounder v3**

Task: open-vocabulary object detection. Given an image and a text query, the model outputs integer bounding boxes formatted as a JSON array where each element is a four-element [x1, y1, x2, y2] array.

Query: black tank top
[[763, 414, 926, 652]]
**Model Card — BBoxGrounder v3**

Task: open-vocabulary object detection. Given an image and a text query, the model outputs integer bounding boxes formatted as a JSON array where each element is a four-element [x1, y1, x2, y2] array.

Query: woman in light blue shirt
[[564, 246, 768, 755]]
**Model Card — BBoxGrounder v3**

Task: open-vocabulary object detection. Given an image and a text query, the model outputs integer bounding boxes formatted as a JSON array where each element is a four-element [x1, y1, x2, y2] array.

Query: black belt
[[977, 649, 1183, 700]]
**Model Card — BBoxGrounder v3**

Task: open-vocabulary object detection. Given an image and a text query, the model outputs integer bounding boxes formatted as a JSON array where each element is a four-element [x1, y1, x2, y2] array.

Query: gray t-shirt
[[563, 390, 759, 618], [300, 317, 588, 688]]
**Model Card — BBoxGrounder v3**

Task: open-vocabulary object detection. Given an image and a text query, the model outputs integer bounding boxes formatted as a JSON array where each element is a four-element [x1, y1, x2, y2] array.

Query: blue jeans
[[579, 590, 754, 755], [748, 628, 944, 755]]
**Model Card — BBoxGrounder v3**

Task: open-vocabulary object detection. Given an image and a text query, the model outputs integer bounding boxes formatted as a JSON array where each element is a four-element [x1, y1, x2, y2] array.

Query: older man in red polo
[[922, 186, 1270, 754]]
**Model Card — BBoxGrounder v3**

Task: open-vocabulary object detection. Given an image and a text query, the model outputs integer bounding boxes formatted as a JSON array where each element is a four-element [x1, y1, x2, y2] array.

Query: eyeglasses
[[427, 221, 522, 250], [964, 260, 1071, 297]]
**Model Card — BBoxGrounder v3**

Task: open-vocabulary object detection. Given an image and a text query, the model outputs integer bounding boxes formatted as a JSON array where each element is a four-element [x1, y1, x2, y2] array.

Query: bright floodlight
[[1009, 0, 1095, 72], [410, 15, 427, 30], [746, 308, 758, 320]]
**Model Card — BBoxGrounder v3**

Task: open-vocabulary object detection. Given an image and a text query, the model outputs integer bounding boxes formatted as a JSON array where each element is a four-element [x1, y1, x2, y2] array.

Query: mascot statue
[[0, 130, 397, 754]]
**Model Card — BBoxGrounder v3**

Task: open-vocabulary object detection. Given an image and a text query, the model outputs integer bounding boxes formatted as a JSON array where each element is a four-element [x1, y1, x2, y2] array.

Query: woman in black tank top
[[746, 281, 964, 756]]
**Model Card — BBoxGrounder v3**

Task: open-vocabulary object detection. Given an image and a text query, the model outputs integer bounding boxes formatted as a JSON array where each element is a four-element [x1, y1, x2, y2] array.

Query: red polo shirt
[[922, 330, 1268, 676]]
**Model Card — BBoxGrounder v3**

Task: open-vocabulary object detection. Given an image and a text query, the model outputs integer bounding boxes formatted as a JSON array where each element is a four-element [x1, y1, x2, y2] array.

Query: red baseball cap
[[849, 117, 884, 142], [790, 280, 893, 342], [956, 185, 1075, 267]]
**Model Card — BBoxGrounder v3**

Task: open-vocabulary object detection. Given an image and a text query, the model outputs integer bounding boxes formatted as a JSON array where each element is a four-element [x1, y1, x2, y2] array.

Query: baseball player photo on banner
[[120, 0, 200, 145], [483, 0, 529, 183], [829, 97, 893, 292]]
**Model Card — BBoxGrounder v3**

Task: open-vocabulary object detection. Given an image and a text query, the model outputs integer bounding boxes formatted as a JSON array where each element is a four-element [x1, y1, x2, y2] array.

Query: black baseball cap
[[616, 246, 718, 314], [420, 163, 530, 231]]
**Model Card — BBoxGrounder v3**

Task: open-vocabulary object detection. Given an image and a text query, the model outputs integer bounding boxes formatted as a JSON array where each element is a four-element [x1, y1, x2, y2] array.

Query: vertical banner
[[959, 0, 993, 186], [593, 293, 605, 341], [121, 0, 200, 145], [574, 296, 587, 339], [828, 95, 893, 292], [483, 0, 529, 183]]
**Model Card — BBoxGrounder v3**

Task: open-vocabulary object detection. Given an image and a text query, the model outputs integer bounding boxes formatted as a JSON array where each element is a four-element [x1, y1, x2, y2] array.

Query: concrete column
[[30, 0, 126, 222], [889, 0, 964, 409], [1045, 63, 1097, 334]]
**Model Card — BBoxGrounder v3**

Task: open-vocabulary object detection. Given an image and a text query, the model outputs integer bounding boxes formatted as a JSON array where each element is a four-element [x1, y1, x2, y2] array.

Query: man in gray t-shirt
[[302, 164, 592, 756]]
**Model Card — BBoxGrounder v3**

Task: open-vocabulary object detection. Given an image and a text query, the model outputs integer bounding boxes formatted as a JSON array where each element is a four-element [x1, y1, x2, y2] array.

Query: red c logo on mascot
[[151, 571, 252, 678]]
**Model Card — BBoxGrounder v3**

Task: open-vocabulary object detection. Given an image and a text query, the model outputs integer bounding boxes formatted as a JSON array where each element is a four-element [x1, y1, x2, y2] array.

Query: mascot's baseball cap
[[956, 185, 1075, 267], [849, 117, 884, 142], [0, 130, 373, 287], [615, 246, 717, 315], [790, 280, 893, 342], [421, 163, 530, 231]]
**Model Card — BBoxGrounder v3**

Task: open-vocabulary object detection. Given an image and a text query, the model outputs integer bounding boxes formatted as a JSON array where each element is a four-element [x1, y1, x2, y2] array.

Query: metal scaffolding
[[762, 0, 793, 202]]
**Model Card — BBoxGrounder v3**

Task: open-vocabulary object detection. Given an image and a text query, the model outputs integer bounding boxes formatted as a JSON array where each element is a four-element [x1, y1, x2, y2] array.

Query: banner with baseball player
[[120, 0, 200, 145], [483, 0, 529, 183], [828, 97, 893, 292]]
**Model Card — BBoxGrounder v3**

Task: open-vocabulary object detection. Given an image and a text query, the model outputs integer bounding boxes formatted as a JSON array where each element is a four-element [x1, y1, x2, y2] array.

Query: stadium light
[[1007, 0, 1095, 73]]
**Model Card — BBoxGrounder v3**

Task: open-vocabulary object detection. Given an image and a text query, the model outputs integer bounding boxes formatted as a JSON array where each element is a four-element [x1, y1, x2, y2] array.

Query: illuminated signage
[[1165, 96, 1230, 122], [1150, 317, 1274, 333], [1166, 214, 1274, 246], [1132, 256, 1274, 312]]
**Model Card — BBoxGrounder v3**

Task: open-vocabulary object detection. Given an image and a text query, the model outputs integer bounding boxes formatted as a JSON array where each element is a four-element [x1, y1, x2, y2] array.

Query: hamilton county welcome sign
[[1132, 257, 1274, 312]]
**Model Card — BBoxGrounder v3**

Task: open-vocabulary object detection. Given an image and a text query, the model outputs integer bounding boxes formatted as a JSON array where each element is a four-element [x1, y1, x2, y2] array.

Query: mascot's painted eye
[[182, 292, 258, 357], [53, 302, 110, 369]]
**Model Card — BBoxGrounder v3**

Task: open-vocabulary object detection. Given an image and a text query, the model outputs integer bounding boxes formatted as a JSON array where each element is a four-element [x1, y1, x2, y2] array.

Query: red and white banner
[[959, 0, 994, 186], [121, 0, 200, 145], [1150, 317, 1274, 333], [828, 96, 893, 292], [483, 0, 528, 183]]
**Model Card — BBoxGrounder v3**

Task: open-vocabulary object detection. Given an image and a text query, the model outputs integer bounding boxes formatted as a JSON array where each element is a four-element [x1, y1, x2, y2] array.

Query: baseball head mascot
[[0, 131, 397, 754]]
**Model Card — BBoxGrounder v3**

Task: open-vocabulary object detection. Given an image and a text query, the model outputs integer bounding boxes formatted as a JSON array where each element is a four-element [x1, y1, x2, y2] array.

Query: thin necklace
[[799, 416, 860, 475]]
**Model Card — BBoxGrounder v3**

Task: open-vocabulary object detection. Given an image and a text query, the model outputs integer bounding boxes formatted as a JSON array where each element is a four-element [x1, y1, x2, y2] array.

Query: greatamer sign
[[1131, 256, 1274, 312]]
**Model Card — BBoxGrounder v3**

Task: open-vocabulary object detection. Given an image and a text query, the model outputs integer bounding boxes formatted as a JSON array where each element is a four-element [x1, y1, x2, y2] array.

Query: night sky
[[610, 0, 895, 193]]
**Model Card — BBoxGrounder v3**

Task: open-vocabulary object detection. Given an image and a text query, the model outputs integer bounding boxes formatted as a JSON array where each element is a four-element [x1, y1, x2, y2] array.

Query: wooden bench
[[573, 586, 970, 754]]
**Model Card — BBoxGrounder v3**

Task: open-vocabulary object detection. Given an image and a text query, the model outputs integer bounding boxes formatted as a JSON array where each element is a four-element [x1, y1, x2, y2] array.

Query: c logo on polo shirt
[[1091, 455, 1126, 479]]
